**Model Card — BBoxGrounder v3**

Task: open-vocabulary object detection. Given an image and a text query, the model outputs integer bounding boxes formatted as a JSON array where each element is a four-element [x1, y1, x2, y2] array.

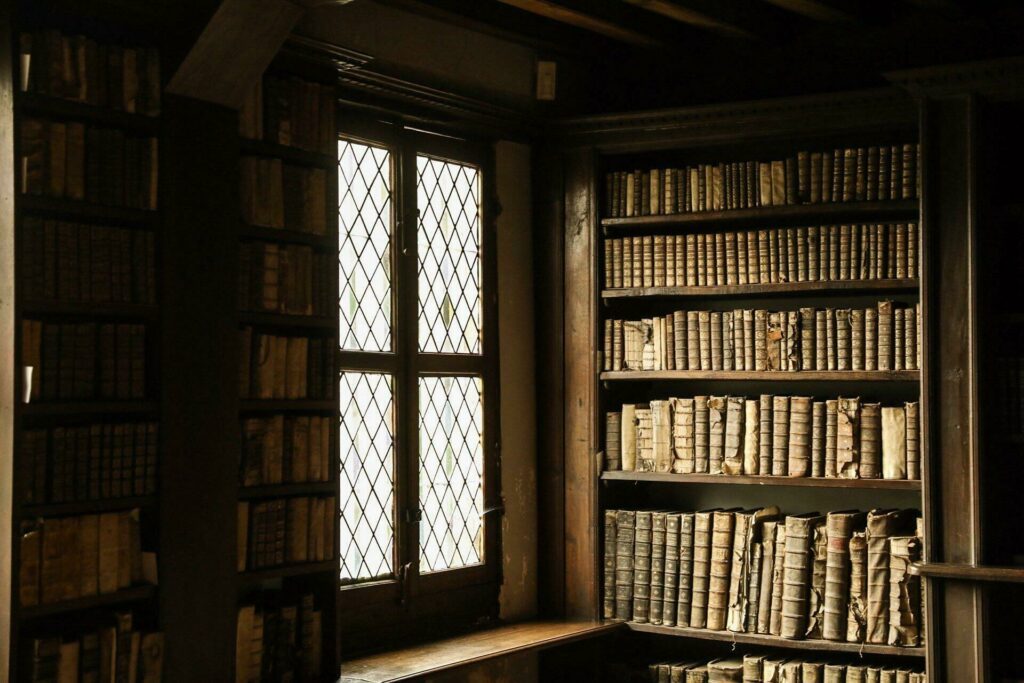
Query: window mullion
[[396, 137, 422, 591]]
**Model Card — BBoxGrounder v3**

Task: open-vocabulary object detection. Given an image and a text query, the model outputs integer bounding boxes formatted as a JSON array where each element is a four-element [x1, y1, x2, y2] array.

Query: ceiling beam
[[495, 0, 669, 48], [622, 0, 757, 38], [759, 0, 861, 23]]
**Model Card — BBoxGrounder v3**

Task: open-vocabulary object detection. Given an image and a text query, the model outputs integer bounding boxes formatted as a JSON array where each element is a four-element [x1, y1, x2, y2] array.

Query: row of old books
[[235, 592, 323, 683], [239, 329, 336, 400], [646, 655, 925, 682], [603, 302, 920, 373], [241, 416, 333, 487], [239, 76, 336, 154], [238, 242, 332, 316], [604, 145, 920, 218], [20, 118, 158, 209], [17, 30, 161, 116], [237, 496, 336, 571], [19, 509, 154, 606], [21, 422, 158, 505], [604, 508, 924, 648], [25, 613, 163, 683], [21, 321, 147, 401], [994, 355, 1024, 437], [604, 396, 919, 480], [603, 223, 918, 290], [21, 217, 156, 305], [240, 157, 328, 234]]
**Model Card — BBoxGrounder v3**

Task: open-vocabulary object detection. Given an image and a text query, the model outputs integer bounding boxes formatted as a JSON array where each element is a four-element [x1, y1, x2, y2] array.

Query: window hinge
[[483, 499, 505, 516], [397, 561, 413, 607], [403, 508, 422, 523]]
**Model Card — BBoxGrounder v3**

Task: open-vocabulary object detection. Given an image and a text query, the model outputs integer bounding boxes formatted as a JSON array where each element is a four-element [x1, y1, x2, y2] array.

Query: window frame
[[336, 115, 501, 646]]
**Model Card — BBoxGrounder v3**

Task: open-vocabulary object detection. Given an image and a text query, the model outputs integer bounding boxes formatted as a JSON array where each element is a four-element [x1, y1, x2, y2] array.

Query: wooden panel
[[603, 279, 919, 300], [339, 620, 618, 683], [495, 0, 664, 47], [602, 370, 919, 382], [601, 199, 918, 228], [563, 149, 599, 619], [535, 147, 566, 617], [159, 96, 240, 681], [601, 470, 921, 490], [0, 0, 14, 676], [922, 94, 985, 683]]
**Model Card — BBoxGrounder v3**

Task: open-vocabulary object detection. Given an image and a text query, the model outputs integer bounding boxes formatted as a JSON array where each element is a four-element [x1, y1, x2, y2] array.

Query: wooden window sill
[[338, 620, 621, 682]]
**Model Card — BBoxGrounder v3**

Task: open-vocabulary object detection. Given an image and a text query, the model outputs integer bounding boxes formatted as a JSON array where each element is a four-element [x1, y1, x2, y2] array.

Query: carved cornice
[[885, 56, 1024, 100], [548, 87, 917, 151]]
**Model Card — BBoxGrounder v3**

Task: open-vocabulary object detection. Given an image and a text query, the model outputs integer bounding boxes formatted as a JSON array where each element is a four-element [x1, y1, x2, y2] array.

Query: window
[[336, 123, 499, 646]]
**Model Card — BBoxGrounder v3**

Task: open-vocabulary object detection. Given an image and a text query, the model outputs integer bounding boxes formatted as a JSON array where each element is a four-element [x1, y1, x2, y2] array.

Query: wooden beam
[[496, 0, 667, 48], [759, 0, 860, 23], [167, 0, 349, 108], [0, 0, 14, 678], [622, 0, 756, 39]]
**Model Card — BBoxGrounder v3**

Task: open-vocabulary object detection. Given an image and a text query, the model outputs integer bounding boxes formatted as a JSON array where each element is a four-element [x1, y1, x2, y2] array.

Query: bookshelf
[[9, 14, 165, 682], [541, 90, 930, 675], [233, 69, 340, 682]]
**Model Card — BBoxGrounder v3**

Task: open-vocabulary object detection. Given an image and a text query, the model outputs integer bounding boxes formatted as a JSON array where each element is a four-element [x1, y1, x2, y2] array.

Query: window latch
[[403, 508, 422, 523], [398, 561, 413, 607]]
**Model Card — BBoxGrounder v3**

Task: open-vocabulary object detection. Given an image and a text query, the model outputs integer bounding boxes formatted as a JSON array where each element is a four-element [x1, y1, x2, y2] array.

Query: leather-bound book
[[695, 396, 710, 473], [723, 396, 745, 475], [688, 311, 701, 370], [689, 509, 717, 628], [824, 510, 866, 641], [758, 395, 773, 475], [811, 401, 826, 478], [709, 659, 745, 682], [605, 412, 621, 472], [757, 520, 778, 634], [807, 519, 828, 638], [866, 509, 911, 643], [677, 512, 695, 627], [860, 402, 882, 479], [663, 513, 681, 626], [768, 521, 788, 635], [615, 510, 635, 619], [754, 309, 768, 371], [708, 509, 737, 630], [888, 535, 922, 647], [772, 396, 790, 476], [781, 512, 824, 639], [905, 402, 920, 480], [633, 510, 653, 623], [747, 542, 764, 633], [650, 512, 667, 624], [836, 398, 860, 479], [743, 399, 760, 475], [800, 308, 815, 371], [787, 396, 812, 477], [603, 510, 617, 618], [881, 406, 907, 480], [672, 398, 696, 474]]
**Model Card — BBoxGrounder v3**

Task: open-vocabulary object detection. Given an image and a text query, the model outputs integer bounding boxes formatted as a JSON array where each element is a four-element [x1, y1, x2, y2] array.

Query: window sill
[[337, 620, 621, 682]]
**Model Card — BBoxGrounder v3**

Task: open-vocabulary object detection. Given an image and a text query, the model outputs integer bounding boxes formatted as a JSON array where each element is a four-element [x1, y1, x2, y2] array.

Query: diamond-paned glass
[[418, 376, 484, 572], [339, 372, 395, 582], [416, 156, 481, 354], [339, 140, 392, 352]]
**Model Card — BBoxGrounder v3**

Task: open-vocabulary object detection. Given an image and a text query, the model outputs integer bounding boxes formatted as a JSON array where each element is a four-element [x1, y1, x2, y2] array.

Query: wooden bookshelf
[[18, 584, 158, 620], [239, 311, 336, 330], [600, 199, 919, 230], [239, 481, 337, 499], [602, 278, 919, 300], [240, 224, 333, 250], [239, 399, 337, 413], [17, 194, 158, 226], [18, 401, 159, 417], [19, 496, 157, 518], [15, 91, 159, 132], [238, 560, 338, 584], [625, 622, 925, 658], [601, 370, 919, 382], [239, 137, 335, 169], [22, 301, 159, 320], [908, 563, 1024, 584], [600, 470, 921, 490]]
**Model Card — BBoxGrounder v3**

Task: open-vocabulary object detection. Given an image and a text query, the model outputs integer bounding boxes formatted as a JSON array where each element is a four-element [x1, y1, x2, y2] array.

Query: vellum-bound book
[[672, 398, 696, 474], [860, 402, 881, 479], [603, 510, 617, 618], [806, 519, 828, 638], [906, 402, 920, 480], [689, 510, 717, 628], [825, 400, 838, 478], [621, 404, 637, 472], [836, 397, 860, 478], [866, 509, 911, 643], [824, 665, 846, 683], [802, 662, 824, 683], [800, 308, 816, 371], [888, 536, 922, 646], [811, 401, 826, 477], [769, 522, 788, 636], [847, 530, 868, 642], [781, 512, 824, 638], [757, 520, 779, 634], [708, 509, 738, 630], [727, 506, 779, 632], [772, 396, 790, 476], [743, 399, 760, 475], [787, 396, 812, 477], [747, 542, 764, 633], [605, 412, 621, 471], [695, 396, 710, 473], [881, 406, 907, 480], [762, 658, 785, 683], [709, 659, 744, 682], [708, 397, 727, 475], [823, 510, 866, 641], [723, 396, 745, 475], [636, 406, 655, 472], [652, 400, 673, 473], [759, 395, 773, 475], [781, 661, 802, 683], [743, 654, 765, 683]]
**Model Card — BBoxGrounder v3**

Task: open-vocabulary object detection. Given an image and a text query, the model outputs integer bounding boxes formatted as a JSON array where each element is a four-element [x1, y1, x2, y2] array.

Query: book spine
[[888, 536, 922, 646], [771, 396, 790, 476], [824, 512, 861, 641], [663, 514, 680, 626], [800, 308, 815, 371], [881, 406, 907, 481], [781, 515, 819, 639], [906, 402, 920, 480], [811, 401, 826, 478], [605, 412, 622, 472], [847, 530, 866, 643], [708, 510, 735, 630], [633, 511, 652, 623], [807, 520, 828, 639], [677, 513, 695, 627], [757, 522, 776, 634], [836, 398, 860, 479], [825, 400, 838, 478], [708, 396, 726, 475], [788, 396, 812, 477], [860, 402, 881, 479], [690, 511, 713, 628], [615, 510, 635, 619], [723, 396, 744, 476], [878, 301, 893, 371], [672, 397, 696, 474], [650, 512, 666, 624], [695, 396, 710, 474], [743, 399, 760, 476], [866, 512, 895, 643], [747, 542, 764, 633], [815, 310, 827, 371], [603, 510, 617, 618], [758, 394, 773, 476], [769, 524, 787, 636]]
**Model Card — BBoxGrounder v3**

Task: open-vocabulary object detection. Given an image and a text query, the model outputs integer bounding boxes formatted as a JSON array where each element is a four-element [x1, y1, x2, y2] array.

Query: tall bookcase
[[235, 65, 340, 682], [10, 7, 164, 681], [542, 89, 934, 675]]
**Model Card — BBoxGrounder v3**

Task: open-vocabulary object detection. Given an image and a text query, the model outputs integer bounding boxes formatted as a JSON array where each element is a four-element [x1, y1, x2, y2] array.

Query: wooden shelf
[[625, 622, 925, 658], [19, 584, 157, 619], [17, 194, 158, 226], [600, 200, 919, 230], [340, 621, 620, 683], [602, 278, 919, 300], [239, 482, 337, 499], [16, 92, 160, 132], [18, 401, 158, 417], [22, 300, 158, 320], [240, 137, 335, 168], [239, 560, 337, 583], [239, 311, 336, 330], [239, 399, 336, 413], [601, 470, 921, 490], [19, 496, 156, 518], [601, 370, 920, 382], [908, 563, 1024, 584], [240, 224, 333, 249]]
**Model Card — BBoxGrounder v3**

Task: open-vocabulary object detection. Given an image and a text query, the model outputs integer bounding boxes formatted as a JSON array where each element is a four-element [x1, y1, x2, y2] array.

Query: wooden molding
[[166, 0, 306, 108], [622, 0, 754, 39], [0, 0, 14, 677], [495, 0, 666, 48], [886, 56, 1024, 100]]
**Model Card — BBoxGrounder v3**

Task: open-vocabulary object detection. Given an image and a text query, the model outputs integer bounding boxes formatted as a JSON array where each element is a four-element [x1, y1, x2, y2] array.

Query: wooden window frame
[[336, 115, 501, 651]]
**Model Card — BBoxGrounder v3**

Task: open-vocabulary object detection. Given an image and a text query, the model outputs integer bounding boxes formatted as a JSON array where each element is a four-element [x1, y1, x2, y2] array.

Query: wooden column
[[0, 1, 14, 676], [921, 94, 986, 683], [159, 95, 240, 680], [562, 148, 599, 619]]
